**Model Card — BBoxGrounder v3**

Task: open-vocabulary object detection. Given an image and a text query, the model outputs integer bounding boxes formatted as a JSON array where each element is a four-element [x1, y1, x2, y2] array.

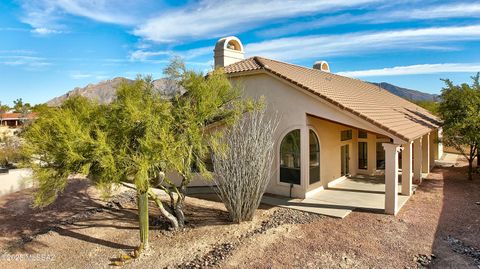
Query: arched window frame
[[278, 128, 302, 186], [308, 127, 321, 185]]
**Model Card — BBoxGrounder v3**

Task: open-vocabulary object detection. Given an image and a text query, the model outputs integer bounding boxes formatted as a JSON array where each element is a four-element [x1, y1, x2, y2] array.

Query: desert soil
[[0, 157, 479, 269]]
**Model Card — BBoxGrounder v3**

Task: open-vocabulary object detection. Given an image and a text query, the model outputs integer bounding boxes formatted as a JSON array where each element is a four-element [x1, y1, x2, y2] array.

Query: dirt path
[[0, 159, 478, 268]]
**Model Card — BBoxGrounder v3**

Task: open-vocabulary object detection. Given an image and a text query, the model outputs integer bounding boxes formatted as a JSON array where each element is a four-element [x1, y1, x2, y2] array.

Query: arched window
[[280, 129, 301, 185], [309, 130, 320, 184]]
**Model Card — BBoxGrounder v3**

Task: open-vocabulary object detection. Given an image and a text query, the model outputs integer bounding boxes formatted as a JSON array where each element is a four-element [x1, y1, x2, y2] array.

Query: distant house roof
[[0, 112, 36, 121], [223, 56, 441, 142]]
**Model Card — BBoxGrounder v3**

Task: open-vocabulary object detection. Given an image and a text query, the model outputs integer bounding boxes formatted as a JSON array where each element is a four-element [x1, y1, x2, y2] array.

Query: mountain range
[[370, 82, 438, 102], [46, 77, 180, 106], [46, 77, 438, 106]]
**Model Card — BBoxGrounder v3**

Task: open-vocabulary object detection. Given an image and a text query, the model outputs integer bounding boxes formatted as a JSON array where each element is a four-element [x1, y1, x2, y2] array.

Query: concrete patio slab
[[307, 188, 410, 212], [262, 176, 414, 219]]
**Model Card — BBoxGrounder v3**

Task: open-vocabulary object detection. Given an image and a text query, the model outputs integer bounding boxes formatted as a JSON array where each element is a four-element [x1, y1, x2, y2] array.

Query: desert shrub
[[212, 109, 278, 222], [0, 135, 25, 168]]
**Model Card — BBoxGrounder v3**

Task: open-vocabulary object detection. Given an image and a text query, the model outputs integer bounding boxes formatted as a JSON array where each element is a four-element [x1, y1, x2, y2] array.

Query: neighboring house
[[0, 112, 35, 128], [211, 36, 442, 215], [0, 112, 36, 137]]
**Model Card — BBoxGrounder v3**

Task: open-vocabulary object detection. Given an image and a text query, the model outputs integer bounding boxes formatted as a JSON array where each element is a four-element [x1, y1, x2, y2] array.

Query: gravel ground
[[0, 158, 478, 268], [221, 159, 480, 269]]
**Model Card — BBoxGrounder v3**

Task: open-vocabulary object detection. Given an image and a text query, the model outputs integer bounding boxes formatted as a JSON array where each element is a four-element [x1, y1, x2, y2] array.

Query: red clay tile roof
[[0, 112, 36, 120], [223, 56, 441, 142]]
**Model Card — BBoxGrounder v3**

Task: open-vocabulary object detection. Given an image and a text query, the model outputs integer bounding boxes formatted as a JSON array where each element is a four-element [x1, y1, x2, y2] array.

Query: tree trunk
[[148, 188, 180, 230], [174, 201, 185, 228], [174, 180, 188, 228], [138, 191, 149, 251], [477, 151, 480, 168], [468, 159, 474, 180]]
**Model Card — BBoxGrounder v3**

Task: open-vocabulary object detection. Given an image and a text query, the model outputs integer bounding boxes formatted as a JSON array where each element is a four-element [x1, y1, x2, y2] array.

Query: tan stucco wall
[[229, 73, 399, 198], [306, 117, 356, 190]]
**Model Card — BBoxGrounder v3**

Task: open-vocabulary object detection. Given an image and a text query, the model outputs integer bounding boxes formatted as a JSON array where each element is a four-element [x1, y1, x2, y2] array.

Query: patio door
[[341, 145, 350, 176]]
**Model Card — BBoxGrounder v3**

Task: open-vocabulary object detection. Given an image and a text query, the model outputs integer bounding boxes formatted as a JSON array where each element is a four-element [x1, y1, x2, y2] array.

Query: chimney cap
[[214, 36, 245, 68], [214, 36, 244, 52], [313, 61, 330, 72]]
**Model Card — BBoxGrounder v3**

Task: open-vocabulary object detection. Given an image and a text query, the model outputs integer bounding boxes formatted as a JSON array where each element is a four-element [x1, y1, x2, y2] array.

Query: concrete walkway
[[435, 153, 463, 167], [262, 175, 413, 219], [0, 168, 33, 196]]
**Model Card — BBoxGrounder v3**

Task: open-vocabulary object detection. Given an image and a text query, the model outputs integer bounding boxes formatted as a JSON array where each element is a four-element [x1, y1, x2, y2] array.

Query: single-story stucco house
[[0, 112, 36, 138], [193, 36, 443, 216]]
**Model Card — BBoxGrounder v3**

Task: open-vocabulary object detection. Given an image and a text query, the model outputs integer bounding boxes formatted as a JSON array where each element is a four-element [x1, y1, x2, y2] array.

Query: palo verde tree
[[438, 73, 480, 180], [148, 58, 248, 229], [23, 59, 249, 255], [23, 77, 175, 253]]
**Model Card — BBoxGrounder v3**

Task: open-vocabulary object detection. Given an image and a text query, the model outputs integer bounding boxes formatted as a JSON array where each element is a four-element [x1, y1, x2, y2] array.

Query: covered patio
[[262, 174, 416, 218]]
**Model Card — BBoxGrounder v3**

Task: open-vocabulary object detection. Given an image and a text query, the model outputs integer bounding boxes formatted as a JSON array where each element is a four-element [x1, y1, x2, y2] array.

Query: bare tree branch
[[212, 109, 279, 222]]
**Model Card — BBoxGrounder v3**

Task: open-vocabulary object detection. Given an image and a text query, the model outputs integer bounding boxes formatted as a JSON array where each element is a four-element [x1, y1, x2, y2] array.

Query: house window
[[280, 129, 301, 185], [358, 130, 368, 139], [358, 142, 368, 170], [376, 142, 385, 169], [341, 130, 352, 141], [309, 130, 320, 184]]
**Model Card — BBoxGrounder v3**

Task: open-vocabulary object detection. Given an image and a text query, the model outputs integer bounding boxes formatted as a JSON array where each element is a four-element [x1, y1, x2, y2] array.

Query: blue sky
[[1, 0, 480, 105]]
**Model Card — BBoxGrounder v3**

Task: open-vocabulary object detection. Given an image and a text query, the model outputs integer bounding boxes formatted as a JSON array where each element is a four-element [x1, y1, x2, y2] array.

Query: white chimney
[[313, 61, 330, 72], [214, 36, 245, 68]]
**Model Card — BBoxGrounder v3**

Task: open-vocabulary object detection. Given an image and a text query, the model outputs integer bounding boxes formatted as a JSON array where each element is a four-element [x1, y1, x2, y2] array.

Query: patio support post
[[437, 128, 443, 160], [413, 137, 422, 184], [383, 143, 401, 215], [422, 133, 430, 174], [401, 141, 413, 196], [429, 132, 436, 169], [300, 124, 309, 197]]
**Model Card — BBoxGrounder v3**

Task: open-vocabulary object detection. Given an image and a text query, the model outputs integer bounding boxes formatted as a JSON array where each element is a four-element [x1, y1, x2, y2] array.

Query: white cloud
[[182, 46, 213, 59], [337, 63, 480, 77], [245, 25, 480, 61], [257, 2, 480, 38], [129, 50, 171, 61], [129, 46, 212, 62], [134, 0, 381, 43], [257, 14, 362, 38], [31, 27, 63, 35], [18, 0, 69, 35], [51, 0, 139, 25], [19, 0, 157, 34], [0, 27, 29, 32], [0, 56, 51, 68], [390, 2, 480, 20]]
